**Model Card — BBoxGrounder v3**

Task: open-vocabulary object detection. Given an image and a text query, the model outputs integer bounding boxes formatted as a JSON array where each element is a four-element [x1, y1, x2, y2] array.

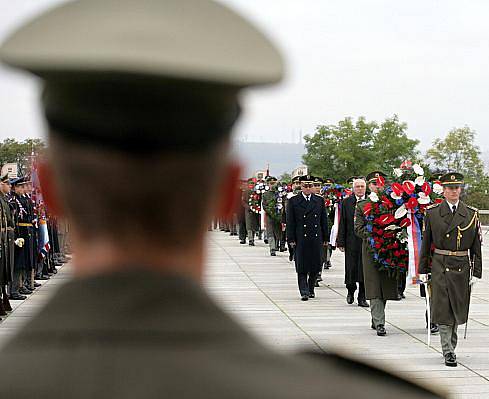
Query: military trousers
[[266, 219, 281, 253], [370, 299, 387, 327], [298, 272, 317, 296], [347, 282, 366, 300], [439, 324, 458, 356]]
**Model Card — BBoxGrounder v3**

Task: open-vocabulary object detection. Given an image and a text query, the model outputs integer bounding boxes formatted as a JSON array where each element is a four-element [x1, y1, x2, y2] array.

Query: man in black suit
[[337, 177, 369, 307], [286, 175, 329, 301]]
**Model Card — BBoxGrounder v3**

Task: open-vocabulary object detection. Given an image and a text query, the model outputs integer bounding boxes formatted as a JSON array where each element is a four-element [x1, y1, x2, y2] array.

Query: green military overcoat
[[354, 199, 399, 300], [0, 270, 443, 398], [419, 201, 482, 326]]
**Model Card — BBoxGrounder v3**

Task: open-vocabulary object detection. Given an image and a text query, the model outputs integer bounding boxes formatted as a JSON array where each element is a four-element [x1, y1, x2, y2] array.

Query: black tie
[[452, 205, 456, 214]]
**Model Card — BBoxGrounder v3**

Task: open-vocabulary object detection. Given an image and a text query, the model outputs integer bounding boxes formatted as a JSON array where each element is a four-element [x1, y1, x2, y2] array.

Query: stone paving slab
[[0, 232, 488, 398]]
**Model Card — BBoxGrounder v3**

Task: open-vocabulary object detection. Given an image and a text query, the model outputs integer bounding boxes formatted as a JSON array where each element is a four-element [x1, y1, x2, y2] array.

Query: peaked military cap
[[440, 172, 464, 187], [0, 0, 284, 153], [323, 178, 335, 185], [428, 173, 444, 183], [366, 171, 386, 183], [312, 176, 324, 184], [9, 177, 24, 186], [0, 173, 10, 183], [299, 175, 313, 183], [291, 175, 301, 183], [265, 176, 277, 183]]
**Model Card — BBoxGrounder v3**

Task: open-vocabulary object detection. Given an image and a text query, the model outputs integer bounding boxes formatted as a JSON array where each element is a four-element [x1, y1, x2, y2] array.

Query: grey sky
[[1, 0, 488, 153]]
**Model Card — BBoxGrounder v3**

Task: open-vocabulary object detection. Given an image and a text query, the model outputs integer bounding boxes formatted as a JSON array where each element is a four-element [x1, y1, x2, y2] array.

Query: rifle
[[464, 255, 475, 340]]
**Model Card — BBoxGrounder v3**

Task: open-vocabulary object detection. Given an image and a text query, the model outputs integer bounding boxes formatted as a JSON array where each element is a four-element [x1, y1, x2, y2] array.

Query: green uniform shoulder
[[426, 202, 440, 211], [466, 204, 478, 213]]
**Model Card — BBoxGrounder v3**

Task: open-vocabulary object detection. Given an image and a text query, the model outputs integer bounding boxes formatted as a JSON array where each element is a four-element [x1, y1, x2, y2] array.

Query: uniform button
[[315, 234, 318, 237], [445, 268, 449, 272], [304, 234, 307, 237], [458, 268, 461, 272], [304, 224, 306, 227], [304, 215, 306, 218], [446, 234, 450, 238], [315, 224, 317, 227]]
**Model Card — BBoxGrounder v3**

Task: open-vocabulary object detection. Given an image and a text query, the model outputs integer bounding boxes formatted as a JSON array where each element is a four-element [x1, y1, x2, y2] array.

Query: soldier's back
[[0, 270, 443, 399]]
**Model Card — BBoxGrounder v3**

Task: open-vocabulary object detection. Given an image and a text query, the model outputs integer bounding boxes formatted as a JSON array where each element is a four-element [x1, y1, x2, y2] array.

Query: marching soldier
[[354, 171, 398, 336], [242, 178, 260, 246], [322, 177, 335, 270], [262, 176, 281, 256], [0, 174, 13, 313], [287, 175, 329, 300], [419, 172, 482, 367]]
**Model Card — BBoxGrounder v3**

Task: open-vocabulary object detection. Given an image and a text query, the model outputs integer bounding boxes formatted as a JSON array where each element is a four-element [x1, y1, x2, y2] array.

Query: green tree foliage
[[279, 172, 291, 182], [0, 138, 45, 175], [426, 127, 485, 185], [302, 115, 419, 182]]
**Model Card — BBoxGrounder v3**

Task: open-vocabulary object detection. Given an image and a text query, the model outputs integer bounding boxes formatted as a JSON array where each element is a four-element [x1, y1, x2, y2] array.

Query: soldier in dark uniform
[[242, 178, 261, 246], [0, 1, 443, 397], [321, 177, 335, 271], [286, 175, 329, 300], [354, 171, 399, 336], [419, 172, 482, 367], [0, 174, 14, 313], [337, 177, 369, 307], [312, 176, 325, 285]]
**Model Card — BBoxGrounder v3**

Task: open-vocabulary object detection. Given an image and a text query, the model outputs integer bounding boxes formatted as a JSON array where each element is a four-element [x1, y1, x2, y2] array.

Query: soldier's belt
[[18, 223, 33, 227], [434, 248, 468, 257]]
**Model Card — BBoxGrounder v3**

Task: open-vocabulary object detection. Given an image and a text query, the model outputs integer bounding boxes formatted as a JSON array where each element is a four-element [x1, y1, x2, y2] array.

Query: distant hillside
[[232, 141, 305, 177]]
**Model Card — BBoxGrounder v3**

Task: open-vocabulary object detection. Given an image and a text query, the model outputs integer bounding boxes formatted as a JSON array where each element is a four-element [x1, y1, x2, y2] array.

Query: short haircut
[[48, 132, 229, 248]]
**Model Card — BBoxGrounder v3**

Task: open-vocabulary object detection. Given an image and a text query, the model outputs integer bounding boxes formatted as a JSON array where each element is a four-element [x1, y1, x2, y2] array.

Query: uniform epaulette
[[426, 203, 440, 210], [466, 204, 479, 213]]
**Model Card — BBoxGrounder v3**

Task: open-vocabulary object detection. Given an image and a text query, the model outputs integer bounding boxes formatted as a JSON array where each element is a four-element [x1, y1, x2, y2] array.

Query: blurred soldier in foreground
[[419, 173, 481, 367], [0, 1, 442, 397]]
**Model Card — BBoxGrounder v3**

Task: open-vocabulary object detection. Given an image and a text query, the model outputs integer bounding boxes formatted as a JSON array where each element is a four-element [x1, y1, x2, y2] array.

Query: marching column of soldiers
[[210, 169, 482, 368], [0, 173, 70, 317]]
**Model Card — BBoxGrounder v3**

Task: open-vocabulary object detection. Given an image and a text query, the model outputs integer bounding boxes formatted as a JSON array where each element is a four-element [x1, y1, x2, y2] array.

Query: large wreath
[[263, 182, 290, 222], [362, 161, 443, 277]]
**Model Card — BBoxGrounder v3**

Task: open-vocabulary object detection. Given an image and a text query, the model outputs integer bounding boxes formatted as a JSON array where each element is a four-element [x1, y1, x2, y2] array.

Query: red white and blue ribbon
[[407, 210, 422, 283]]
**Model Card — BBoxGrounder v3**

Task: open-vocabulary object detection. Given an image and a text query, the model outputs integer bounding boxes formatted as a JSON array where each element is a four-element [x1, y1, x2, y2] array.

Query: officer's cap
[[0, 173, 10, 184], [265, 176, 277, 183], [323, 177, 334, 185], [440, 172, 464, 187], [312, 176, 324, 184], [299, 175, 313, 184], [0, 0, 283, 153], [366, 171, 386, 184]]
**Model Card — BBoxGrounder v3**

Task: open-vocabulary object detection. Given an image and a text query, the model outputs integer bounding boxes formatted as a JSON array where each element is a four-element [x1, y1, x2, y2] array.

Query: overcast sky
[[1, 0, 488, 153]]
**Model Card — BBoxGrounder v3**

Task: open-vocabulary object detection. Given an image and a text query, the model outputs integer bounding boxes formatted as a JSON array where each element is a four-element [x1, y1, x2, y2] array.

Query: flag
[[38, 220, 50, 259]]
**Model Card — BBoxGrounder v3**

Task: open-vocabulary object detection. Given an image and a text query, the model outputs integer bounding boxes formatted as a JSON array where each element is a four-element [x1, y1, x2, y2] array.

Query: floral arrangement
[[362, 161, 443, 276], [247, 179, 267, 214], [321, 184, 352, 208], [263, 182, 290, 222]]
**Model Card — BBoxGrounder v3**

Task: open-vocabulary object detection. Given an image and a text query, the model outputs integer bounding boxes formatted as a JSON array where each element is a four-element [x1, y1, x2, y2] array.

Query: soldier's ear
[[38, 159, 64, 217], [215, 162, 242, 221]]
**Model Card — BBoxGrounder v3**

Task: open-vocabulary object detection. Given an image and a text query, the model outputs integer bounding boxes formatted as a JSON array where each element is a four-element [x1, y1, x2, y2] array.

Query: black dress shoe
[[324, 261, 331, 270], [399, 292, 406, 299], [301, 295, 309, 301], [308, 293, 315, 298], [358, 299, 369, 308], [239, 240, 246, 244], [264, 239, 268, 244], [270, 251, 276, 256], [314, 281, 320, 287], [34, 282, 41, 287], [316, 275, 323, 282], [19, 288, 32, 295], [10, 294, 27, 300], [376, 325, 386, 336], [288, 253, 294, 261], [39, 275, 50, 280], [430, 324, 439, 334], [279, 247, 286, 252], [444, 353, 457, 367], [248, 242, 255, 246], [346, 293, 354, 304]]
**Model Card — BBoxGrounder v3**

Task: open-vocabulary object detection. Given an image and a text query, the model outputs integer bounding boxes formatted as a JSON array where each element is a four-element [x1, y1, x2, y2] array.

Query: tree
[[302, 115, 419, 182], [0, 138, 45, 175], [279, 172, 292, 182], [426, 126, 485, 185]]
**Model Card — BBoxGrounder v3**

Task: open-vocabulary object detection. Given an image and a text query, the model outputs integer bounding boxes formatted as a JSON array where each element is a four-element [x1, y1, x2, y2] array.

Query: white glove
[[15, 238, 25, 248], [470, 277, 480, 287], [418, 274, 429, 283]]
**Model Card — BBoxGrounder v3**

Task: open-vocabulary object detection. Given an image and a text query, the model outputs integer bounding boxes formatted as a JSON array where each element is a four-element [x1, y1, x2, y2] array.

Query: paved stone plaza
[[1, 231, 488, 398]]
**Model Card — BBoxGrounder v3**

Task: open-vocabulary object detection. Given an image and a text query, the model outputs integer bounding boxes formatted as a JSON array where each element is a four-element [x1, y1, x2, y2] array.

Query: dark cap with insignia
[[366, 171, 387, 184], [323, 178, 335, 185], [299, 175, 314, 183], [0, 0, 284, 153], [0, 173, 10, 183], [440, 172, 464, 187], [291, 176, 301, 183], [313, 176, 324, 184], [265, 176, 277, 182]]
